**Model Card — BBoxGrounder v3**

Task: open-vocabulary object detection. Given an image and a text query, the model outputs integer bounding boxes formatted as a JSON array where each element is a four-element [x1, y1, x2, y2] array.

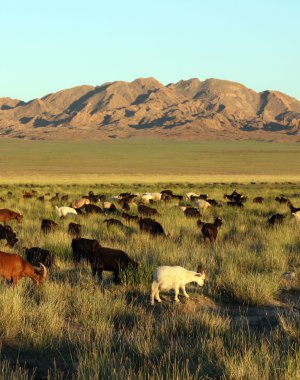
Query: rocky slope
[[1, 77, 300, 141]]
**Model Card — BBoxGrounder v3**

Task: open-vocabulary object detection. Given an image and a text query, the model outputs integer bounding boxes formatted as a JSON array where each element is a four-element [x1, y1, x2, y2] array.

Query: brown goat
[[71, 198, 90, 209], [0, 251, 47, 285], [0, 209, 23, 224]]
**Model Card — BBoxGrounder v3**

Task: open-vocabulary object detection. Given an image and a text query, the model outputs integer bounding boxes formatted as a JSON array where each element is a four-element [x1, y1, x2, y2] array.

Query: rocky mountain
[[1, 77, 300, 141]]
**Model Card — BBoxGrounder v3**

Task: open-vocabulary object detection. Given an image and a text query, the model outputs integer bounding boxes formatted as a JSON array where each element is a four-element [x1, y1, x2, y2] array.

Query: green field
[[0, 182, 299, 379], [1, 139, 300, 183]]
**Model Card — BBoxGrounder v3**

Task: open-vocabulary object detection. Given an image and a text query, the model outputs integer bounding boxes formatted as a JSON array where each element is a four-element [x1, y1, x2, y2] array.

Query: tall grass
[[0, 182, 299, 378]]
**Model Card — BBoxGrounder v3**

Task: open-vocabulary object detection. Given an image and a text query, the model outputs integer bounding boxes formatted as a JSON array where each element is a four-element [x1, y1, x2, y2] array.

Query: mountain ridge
[[0, 77, 300, 141]]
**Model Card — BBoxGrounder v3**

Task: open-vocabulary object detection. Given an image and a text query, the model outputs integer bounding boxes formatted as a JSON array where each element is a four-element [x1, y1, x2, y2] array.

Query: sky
[[1, 0, 299, 101]]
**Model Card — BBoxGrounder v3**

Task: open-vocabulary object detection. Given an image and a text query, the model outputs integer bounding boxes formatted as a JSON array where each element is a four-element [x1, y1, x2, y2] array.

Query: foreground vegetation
[[0, 181, 299, 379]]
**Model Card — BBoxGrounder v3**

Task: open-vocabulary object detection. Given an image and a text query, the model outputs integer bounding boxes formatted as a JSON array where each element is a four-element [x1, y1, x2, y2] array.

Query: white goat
[[195, 199, 211, 210], [292, 212, 300, 221], [150, 266, 206, 305], [140, 192, 162, 204], [55, 206, 77, 218], [186, 192, 200, 200]]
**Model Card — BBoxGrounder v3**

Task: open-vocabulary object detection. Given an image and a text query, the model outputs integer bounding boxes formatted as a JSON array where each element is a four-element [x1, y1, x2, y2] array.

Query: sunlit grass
[[0, 181, 299, 378]]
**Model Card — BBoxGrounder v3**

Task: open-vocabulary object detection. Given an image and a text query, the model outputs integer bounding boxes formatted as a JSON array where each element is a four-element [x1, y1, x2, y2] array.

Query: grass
[[1, 139, 300, 183], [0, 182, 299, 379]]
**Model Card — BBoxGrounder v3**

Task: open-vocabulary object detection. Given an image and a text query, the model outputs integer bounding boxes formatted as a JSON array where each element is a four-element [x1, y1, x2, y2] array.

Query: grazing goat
[[150, 266, 206, 305], [227, 201, 244, 207], [0, 225, 18, 248], [161, 190, 173, 196], [196, 220, 205, 228], [194, 200, 212, 211], [161, 194, 172, 202], [139, 218, 166, 237], [118, 199, 130, 211], [138, 204, 160, 217], [171, 194, 183, 201], [25, 247, 56, 271], [253, 197, 264, 203], [267, 214, 285, 226], [68, 222, 82, 238], [201, 217, 223, 244], [121, 212, 139, 223], [0, 209, 23, 224], [104, 204, 120, 215], [41, 219, 59, 233], [0, 251, 47, 285], [119, 194, 135, 203], [71, 198, 90, 209], [275, 196, 290, 204], [184, 207, 201, 218], [50, 193, 60, 202], [224, 191, 247, 204], [55, 206, 77, 218], [119, 192, 131, 197], [289, 204, 300, 214], [207, 199, 219, 207], [88, 246, 138, 283], [142, 192, 162, 203], [77, 204, 104, 215], [71, 238, 101, 264], [186, 192, 200, 200], [103, 218, 126, 229]]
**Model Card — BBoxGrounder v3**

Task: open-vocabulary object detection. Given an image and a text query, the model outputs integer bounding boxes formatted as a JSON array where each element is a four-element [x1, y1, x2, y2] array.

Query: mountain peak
[[0, 77, 299, 141]]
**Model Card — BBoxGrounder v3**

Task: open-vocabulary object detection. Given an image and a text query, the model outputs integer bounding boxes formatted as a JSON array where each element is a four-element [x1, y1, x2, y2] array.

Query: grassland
[[0, 181, 299, 379], [1, 140, 300, 183]]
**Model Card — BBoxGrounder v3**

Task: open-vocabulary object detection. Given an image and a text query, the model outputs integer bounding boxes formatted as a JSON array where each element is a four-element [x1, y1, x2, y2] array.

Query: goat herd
[[0, 188, 299, 305]]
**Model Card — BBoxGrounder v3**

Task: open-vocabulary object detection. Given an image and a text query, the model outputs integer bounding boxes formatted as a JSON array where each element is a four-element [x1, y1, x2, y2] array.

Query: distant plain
[[1, 139, 300, 183]]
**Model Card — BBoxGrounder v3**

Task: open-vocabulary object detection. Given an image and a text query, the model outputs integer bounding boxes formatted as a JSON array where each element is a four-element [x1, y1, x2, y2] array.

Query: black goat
[[25, 247, 56, 271], [138, 204, 160, 217], [139, 218, 166, 237], [289, 204, 300, 214], [68, 222, 82, 238], [121, 212, 139, 223], [267, 214, 285, 226], [103, 218, 126, 229], [253, 197, 264, 203], [184, 207, 201, 218], [71, 238, 101, 264], [0, 224, 18, 247], [201, 217, 223, 244], [275, 196, 290, 204], [41, 219, 59, 233], [88, 246, 138, 283]]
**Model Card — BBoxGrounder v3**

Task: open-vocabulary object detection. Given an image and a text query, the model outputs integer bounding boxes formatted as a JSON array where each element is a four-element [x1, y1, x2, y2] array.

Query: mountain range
[[1, 77, 300, 141]]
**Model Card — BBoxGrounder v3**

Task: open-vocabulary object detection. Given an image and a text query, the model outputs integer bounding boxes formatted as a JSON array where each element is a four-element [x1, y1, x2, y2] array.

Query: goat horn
[[39, 263, 48, 279]]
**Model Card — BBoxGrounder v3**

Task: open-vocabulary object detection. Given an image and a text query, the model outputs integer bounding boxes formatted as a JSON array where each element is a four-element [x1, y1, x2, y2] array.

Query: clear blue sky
[[1, 0, 299, 101]]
